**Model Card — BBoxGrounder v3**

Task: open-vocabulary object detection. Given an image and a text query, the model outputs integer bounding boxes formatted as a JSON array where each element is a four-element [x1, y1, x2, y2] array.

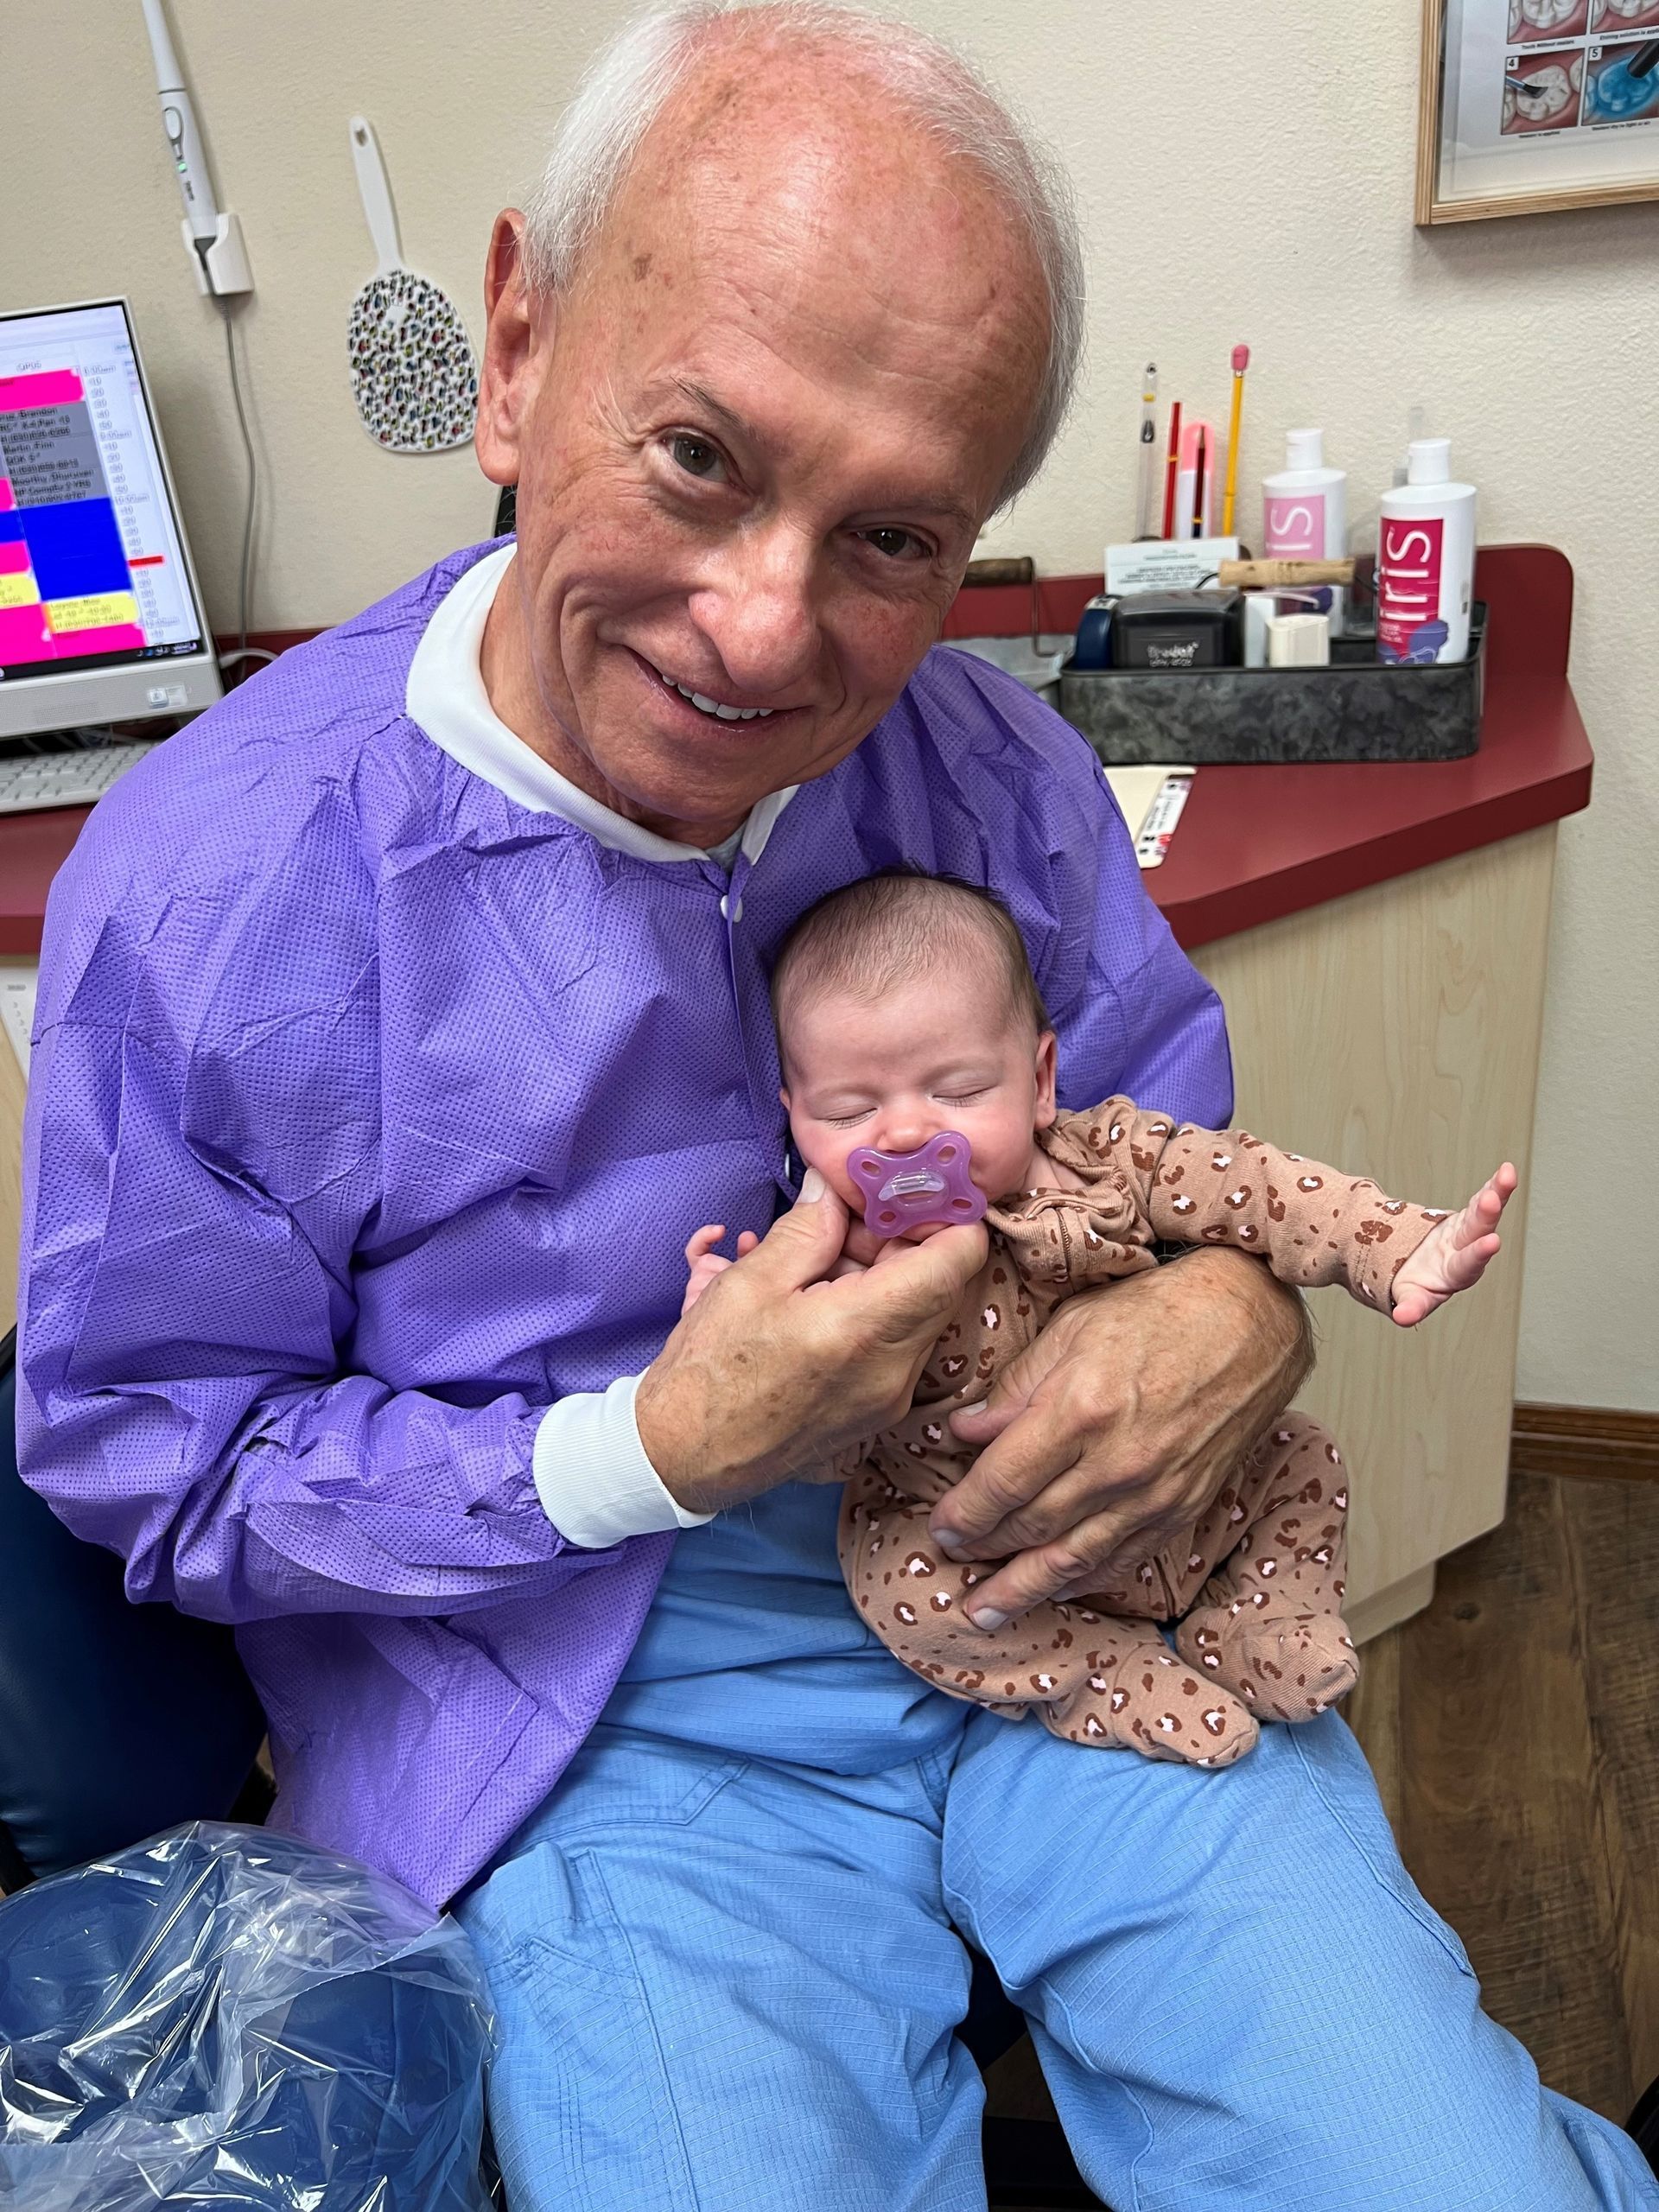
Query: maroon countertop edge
[[0, 543, 1590, 958]]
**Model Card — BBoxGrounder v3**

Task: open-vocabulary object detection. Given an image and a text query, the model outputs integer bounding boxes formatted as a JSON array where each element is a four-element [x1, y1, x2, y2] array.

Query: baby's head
[[772, 872, 1057, 1229]]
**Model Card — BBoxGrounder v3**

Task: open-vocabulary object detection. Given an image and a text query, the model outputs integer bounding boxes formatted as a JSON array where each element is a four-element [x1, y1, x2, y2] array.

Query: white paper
[[1105, 538, 1239, 597], [1103, 767, 1194, 869], [1, 969, 37, 1075]]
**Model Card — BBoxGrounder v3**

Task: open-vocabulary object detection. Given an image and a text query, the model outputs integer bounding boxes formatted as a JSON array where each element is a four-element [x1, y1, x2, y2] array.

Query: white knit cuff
[[531, 1374, 714, 1549]]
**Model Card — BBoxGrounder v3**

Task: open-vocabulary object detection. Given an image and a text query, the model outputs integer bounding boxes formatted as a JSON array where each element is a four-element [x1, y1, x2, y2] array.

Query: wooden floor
[[987, 1465, 1659, 2132], [1347, 1465, 1659, 2123]]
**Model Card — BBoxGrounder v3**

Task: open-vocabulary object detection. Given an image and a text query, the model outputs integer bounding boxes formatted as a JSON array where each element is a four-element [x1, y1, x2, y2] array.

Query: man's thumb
[[748, 1168, 848, 1284], [949, 1394, 1021, 1446]]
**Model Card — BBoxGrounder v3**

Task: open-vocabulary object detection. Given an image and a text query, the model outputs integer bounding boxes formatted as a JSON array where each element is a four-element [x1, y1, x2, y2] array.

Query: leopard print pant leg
[[1172, 1414, 1359, 1723], [837, 1469, 1257, 1764], [1040, 1620, 1257, 1765]]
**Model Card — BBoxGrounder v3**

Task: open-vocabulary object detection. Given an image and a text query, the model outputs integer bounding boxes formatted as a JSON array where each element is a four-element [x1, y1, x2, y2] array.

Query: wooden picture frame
[[1418, 0, 1659, 223]]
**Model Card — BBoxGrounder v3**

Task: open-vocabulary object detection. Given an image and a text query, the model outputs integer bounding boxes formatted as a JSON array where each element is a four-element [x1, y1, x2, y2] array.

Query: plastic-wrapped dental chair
[[0, 1821, 495, 2211]]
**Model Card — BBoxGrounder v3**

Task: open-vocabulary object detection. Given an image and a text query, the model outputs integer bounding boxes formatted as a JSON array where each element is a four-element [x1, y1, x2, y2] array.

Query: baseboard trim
[[1511, 1403, 1659, 1483]]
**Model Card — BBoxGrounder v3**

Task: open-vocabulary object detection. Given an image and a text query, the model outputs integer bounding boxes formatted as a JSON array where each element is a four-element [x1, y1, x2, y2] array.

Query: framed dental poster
[[1418, 0, 1659, 219]]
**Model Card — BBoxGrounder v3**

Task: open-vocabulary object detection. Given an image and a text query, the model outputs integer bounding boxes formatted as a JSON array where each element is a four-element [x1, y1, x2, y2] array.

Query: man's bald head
[[473, 1, 1081, 850], [521, 1, 1082, 506]]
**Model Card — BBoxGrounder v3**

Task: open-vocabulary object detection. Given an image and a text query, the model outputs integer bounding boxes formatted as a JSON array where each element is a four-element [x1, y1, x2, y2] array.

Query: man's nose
[[688, 521, 821, 701]]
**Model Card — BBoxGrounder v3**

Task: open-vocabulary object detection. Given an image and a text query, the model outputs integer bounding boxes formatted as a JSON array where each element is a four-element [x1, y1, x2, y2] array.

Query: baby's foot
[[1176, 1602, 1357, 1723], [1046, 1639, 1258, 1767]]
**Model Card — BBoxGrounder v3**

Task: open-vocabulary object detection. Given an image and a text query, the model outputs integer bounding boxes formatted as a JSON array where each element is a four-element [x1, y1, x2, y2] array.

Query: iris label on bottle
[[1264, 492, 1325, 559], [1377, 515, 1448, 665]]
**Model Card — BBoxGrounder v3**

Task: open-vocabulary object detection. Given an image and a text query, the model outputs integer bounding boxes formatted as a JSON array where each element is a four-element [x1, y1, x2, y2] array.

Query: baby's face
[[780, 965, 1057, 1231]]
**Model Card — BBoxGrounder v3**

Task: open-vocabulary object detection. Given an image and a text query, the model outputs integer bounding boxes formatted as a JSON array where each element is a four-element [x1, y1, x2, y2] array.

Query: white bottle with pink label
[[1376, 438, 1477, 667], [1262, 429, 1348, 637]]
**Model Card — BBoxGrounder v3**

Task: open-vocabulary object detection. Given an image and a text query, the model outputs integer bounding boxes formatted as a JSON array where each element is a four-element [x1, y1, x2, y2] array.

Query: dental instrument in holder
[[1174, 418, 1217, 541], [1190, 427, 1208, 538], [846, 1133, 988, 1239], [1135, 363, 1160, 538], [1220, 343, 1249, 537]]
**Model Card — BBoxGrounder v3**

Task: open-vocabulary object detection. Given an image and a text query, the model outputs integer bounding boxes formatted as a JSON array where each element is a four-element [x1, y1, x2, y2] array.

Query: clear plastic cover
[[0, 1821, 495, 2210]]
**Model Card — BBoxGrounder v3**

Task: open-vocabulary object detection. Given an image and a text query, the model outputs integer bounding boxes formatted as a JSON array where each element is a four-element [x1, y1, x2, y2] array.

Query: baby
[[683, 873, 1515, 1769]]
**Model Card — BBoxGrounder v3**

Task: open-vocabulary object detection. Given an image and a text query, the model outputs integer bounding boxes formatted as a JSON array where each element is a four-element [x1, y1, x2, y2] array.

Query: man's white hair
[[520, 1, 1084, 506]]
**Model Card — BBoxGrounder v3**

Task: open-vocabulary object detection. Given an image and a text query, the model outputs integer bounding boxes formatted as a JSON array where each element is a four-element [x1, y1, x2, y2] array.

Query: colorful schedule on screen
[[0, 302, 205, 681]]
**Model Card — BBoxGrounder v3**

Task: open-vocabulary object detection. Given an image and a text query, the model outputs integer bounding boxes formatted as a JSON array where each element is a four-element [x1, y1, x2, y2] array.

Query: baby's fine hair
[[771, 871, 1051, 1045]]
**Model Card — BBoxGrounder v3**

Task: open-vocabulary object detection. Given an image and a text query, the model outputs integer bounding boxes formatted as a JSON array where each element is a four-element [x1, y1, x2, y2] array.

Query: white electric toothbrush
[[138, 0, 253, 295]]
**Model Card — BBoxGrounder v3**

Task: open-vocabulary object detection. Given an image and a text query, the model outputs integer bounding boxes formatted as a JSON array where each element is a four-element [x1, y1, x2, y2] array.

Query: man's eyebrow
[[662, 378, 977, 530], [668, 378, 752, 442]]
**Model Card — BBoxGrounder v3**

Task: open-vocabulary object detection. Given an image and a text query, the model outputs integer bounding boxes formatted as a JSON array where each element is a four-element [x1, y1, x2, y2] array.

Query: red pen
[[1161, 400, 1183, 538]]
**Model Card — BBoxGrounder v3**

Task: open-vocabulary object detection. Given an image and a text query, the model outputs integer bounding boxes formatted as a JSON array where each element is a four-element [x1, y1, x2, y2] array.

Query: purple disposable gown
[[16, 543, 1233, 1906]]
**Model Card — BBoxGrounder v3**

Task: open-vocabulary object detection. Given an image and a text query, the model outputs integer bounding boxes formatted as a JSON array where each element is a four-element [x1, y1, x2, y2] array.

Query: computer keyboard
[[0, 741, 162, 816]]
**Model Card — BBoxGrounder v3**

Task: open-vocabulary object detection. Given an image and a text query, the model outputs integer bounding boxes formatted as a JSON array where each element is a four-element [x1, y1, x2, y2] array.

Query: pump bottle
[[1376, 438, 1477, 665], [1262, 429, 1348, 636]]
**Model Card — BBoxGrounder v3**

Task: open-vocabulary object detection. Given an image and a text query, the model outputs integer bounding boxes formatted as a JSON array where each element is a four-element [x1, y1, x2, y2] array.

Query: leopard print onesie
[[838, 1099, 1446, 1768]]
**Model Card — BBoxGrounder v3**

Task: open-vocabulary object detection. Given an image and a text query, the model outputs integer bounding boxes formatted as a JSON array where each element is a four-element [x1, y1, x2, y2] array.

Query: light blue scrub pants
[[458, 1485, 1657, 2212]]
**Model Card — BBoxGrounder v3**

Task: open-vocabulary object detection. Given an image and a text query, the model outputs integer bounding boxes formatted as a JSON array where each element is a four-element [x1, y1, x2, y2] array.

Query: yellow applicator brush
[[1221, 343, 1249, 537]]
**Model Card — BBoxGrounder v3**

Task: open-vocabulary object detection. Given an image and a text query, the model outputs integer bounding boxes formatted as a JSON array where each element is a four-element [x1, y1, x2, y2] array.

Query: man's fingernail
[[956, 1399, 988, 1420], [800, 1167, 825, 1202], [969, 1607, 1008, 1633], [934, 1532, 969, 1559]]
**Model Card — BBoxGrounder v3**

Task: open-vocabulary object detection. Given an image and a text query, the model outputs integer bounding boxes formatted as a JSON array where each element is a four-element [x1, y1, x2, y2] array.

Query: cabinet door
[[1192, 824, 1556, 1638]]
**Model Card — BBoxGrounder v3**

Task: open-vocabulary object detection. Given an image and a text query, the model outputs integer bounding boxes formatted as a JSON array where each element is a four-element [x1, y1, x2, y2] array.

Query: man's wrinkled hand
[[927, 1250, 1311, 1630], [636, 1174, 988, 1515]]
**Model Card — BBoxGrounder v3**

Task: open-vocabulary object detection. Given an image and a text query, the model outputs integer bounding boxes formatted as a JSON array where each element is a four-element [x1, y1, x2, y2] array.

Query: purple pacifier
[[846, 1131, 988, 1240]]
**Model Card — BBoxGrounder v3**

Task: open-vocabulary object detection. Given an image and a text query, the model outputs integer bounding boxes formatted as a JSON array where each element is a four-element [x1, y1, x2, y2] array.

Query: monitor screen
[[0, 301, 208, 685]]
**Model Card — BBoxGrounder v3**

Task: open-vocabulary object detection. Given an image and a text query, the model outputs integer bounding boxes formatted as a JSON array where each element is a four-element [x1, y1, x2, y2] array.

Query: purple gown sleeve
[[16, 813, 585, 1630], [1027, 734, 1233, 1128]]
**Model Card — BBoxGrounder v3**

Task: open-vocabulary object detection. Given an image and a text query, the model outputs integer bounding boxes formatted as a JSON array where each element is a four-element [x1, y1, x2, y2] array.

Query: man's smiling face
[[475, 37, 1050, 846]]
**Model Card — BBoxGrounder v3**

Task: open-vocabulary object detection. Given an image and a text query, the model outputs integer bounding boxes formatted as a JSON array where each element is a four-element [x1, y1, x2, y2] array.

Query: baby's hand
[[682, 1224, 760, 1316], [1389, 1164, 1516, 1328]]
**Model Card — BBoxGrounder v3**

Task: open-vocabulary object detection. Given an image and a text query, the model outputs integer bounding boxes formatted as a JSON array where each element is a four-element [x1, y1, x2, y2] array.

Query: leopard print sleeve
[[1141, 1125, 1449, 1311]]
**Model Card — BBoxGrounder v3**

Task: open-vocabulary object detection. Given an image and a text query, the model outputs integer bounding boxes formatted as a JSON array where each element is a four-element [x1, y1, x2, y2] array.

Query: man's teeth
[[658, 668, 775, 721]]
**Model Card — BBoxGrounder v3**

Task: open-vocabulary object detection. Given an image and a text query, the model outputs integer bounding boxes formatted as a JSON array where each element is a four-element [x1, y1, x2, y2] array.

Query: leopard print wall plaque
[[347, 117, 479, 454]]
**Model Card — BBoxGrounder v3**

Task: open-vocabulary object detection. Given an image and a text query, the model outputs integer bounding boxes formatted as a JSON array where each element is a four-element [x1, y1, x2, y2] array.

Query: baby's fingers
[[735, 1230, 760, 1257], [1459, 1163, 1517, 1246], [683, 1224, 728, 1269], [1442, 1228, 1502, 1291]]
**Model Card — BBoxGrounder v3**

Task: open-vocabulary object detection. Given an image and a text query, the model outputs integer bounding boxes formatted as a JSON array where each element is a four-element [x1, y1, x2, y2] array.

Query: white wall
[[4, 1, 1656, 1407]]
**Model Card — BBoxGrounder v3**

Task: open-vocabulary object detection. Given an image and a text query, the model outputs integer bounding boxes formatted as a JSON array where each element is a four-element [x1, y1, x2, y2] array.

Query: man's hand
[[929, 1250, 1311, 1630], [637, 1174, 988, 1515]]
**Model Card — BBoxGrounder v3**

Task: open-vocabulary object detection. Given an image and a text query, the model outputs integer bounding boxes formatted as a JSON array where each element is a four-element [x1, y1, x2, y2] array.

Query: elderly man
[[18, 5, 1656, 2209]]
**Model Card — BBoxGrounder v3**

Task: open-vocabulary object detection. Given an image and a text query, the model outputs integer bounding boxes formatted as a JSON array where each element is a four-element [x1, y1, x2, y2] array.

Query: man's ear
[[475, 210, 546, 489], [1032, 1030, 1059, 1128]]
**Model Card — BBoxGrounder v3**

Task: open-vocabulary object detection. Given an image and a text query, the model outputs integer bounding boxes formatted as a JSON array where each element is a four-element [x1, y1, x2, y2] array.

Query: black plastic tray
[[1057, 607, 1486, 764]]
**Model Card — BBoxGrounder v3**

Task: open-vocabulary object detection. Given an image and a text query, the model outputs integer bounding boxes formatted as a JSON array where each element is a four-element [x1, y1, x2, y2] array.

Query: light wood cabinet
[[1192, 823, 1556, 1640]]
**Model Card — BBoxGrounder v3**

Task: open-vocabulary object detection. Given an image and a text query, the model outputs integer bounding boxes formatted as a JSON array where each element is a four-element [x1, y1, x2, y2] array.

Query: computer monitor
[[0, 297, 222, 741]]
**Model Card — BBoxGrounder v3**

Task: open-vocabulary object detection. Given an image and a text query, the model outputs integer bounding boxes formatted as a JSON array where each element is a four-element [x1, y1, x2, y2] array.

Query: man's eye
[[670, 434, 724, 480], [859, 526, 929, 563]]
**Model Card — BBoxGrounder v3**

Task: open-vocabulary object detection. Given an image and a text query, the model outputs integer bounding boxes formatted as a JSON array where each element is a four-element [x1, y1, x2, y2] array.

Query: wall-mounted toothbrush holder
[[1058, 608, 1487, 766]]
